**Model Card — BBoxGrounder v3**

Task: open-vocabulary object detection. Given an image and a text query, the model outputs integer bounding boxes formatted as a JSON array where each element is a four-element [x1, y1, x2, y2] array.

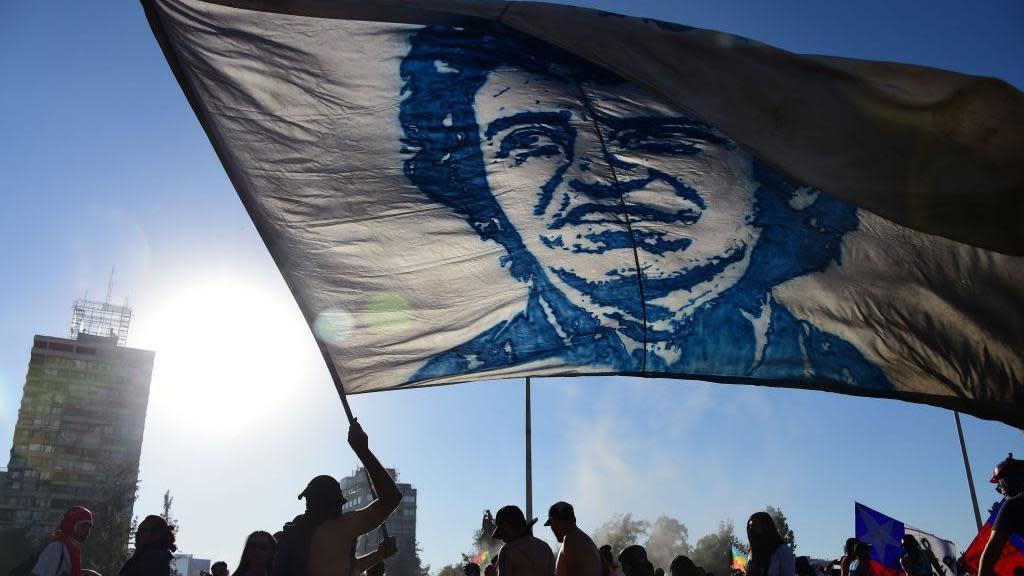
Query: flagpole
[[526, 376, 533, 522], [955, 411, 983, 531]]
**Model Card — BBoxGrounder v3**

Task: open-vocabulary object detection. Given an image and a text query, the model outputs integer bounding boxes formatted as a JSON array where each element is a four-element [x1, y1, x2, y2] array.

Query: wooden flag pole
[[526, 376, 534, 522], [955, 411, 983, 531], [322, 358, 391, 539]]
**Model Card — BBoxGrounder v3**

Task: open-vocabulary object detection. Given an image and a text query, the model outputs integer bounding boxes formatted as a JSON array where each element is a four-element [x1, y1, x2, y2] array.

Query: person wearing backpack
[[30, 506, 94, 576]]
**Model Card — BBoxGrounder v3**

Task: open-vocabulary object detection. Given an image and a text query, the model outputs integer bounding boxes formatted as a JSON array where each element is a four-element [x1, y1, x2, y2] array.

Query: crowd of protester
[[23, 425, 1024, 576]]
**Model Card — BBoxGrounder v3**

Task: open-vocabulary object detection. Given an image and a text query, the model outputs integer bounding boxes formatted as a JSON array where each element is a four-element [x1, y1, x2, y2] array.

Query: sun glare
[[139, 275, 316, 440]]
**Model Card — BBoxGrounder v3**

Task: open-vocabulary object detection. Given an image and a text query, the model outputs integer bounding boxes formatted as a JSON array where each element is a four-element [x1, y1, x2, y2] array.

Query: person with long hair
[[600, 546, 622, 576], [119, 515, 177, 576], [746, 512, 795, 576], [234, 532, 277, 576]]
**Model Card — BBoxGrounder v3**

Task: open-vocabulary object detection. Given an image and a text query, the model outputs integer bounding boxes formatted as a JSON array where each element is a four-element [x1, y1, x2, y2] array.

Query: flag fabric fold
[[143, 0, 1024, 427], [961, 500, 1024, 576]]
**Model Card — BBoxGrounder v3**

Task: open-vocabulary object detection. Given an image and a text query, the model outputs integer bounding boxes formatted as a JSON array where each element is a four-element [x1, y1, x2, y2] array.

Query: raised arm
[[353, 536, 398, 575], [346, 419, 402, 534]]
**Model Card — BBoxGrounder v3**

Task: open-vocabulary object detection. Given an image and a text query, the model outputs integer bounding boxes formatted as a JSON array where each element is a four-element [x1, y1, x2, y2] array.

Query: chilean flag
[[855, 503, 907, 576], [961, 500, 1024, 576]]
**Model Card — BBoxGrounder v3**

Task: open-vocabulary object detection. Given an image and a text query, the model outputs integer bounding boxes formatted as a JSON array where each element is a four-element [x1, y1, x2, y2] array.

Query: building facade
[[173, 553, 212, 576], [341, 467, 418, 576], [0, 301, 155, 546]]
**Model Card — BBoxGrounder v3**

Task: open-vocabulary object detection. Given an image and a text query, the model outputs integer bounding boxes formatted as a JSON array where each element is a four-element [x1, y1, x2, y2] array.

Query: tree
[[592, 513, 650, 555], [84, 464, 140, 576], [437, 564, 462, 576], [765, 506, 796, 552], [162, 490, 180, 576], [645, 516, 691, 571], [691, 521, 743, 576]]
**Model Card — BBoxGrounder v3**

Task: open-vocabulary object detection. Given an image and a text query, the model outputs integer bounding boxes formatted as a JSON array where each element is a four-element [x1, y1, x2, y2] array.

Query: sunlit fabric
[[143, 0, 1023, 427]]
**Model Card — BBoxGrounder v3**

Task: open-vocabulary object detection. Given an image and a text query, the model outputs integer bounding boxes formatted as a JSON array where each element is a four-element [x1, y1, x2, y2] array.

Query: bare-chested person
[[484, 506, 555, 576], [275, 420, 402, 576], [545, 502, 601, 576]]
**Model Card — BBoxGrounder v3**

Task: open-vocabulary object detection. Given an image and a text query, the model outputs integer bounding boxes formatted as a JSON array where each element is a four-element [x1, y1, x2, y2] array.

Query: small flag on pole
[[732, 546, 748, 573]]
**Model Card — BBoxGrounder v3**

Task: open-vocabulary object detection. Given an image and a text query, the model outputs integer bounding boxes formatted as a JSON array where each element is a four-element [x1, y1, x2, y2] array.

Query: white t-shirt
[[31, 541, 71, 576]]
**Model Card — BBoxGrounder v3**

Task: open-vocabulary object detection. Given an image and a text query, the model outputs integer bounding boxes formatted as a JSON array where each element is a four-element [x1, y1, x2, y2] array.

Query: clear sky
[[2, 0, 1022, 571]]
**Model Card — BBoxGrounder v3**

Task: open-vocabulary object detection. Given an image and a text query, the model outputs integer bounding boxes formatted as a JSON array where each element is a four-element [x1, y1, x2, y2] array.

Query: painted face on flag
[[475, 70, 759, 330]]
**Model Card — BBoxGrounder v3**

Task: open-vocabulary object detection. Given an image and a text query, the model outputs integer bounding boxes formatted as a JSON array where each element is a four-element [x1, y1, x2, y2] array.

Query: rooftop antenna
[[105, 266, 115, 305]]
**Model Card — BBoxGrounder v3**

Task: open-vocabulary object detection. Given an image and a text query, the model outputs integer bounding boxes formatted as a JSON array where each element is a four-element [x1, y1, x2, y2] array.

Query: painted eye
[[495, 126, 568, 166]]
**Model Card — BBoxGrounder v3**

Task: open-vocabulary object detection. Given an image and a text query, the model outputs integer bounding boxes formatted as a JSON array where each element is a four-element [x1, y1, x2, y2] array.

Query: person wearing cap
[[545, 502, 601, 576], [618, 546, 654, 576], [276, 419, 402, 576], [31, 506, 93, 576], [483, 505, 556, 576], [980, 453, 1024, 576]]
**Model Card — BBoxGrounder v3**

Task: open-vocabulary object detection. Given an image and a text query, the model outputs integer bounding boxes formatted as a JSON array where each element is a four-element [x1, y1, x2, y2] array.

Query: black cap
[[491, 505, 537, 540], [619, 545, 648, 566], [298, 475, 343, 501], [544, 501, 575, 526]]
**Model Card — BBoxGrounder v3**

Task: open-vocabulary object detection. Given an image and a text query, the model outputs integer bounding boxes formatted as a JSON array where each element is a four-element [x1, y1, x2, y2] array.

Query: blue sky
[[1, 0, 1022, 570]]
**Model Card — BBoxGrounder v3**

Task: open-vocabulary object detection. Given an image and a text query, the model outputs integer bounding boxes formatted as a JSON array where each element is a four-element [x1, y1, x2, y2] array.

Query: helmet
[[991, 453, 1024, 496], [990, 453, 1024, 483]]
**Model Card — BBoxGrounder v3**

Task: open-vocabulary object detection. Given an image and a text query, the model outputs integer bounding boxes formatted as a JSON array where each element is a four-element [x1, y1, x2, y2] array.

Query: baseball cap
[[544, 501, 575, 526], [491, 505, 537, 540], [298, 475, 344, 502]]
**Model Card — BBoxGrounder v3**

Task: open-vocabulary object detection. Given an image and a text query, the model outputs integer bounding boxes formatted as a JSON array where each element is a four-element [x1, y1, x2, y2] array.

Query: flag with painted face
[[142, 0, 1024, 426]]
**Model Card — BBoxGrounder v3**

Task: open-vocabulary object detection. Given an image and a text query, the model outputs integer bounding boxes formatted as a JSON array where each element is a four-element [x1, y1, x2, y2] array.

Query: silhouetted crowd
[[21, 425, 1024, 576]]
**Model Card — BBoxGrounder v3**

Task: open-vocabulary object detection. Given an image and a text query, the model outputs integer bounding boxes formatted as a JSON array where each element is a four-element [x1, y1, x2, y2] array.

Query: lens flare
[[314, 308, 355, 345], [365, 293, 411, 336]]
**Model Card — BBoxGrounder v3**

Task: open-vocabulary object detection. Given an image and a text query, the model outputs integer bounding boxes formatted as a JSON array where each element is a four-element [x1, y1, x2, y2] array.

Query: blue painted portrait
[[399, 23, 891, 391]]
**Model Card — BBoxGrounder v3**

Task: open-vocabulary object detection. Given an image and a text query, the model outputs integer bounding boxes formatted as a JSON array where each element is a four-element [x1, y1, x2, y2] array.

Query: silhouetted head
[[544, 501, 576, 543], [844, 539, 859, 557], [464, 564, 482, 576], [492, 505, 535, 542], [670, 555, 700, 576], [601, 545, 619, 570], [211, 561, 229, 576], [299, 475, 346, 520], [136, 514, 177, 552], [619, 545, 652, 576], [235, 531, 276, 576], [747, 512, 783, 551], [991, 453, 1024, 497]]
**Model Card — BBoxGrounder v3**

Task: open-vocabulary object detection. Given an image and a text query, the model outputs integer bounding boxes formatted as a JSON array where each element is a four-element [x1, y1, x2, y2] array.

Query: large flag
[[142, 0, 1024, 426], [855, 503, 960, 576], [961, 500, 1024, 576]]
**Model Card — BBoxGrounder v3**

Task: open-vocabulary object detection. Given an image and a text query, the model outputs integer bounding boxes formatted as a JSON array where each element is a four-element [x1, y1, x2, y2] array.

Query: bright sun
[[136, 274, 317, 439]]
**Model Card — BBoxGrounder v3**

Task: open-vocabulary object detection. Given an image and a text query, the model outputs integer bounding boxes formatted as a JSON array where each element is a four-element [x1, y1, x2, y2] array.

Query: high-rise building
[[0, 299, 155, 546], [173, 553, 212, 576], [341, 467, 418, 576]]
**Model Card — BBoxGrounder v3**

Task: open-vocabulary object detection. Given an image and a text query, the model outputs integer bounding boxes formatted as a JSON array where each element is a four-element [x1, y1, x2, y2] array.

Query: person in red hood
[[32, 506, 94, 576]]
